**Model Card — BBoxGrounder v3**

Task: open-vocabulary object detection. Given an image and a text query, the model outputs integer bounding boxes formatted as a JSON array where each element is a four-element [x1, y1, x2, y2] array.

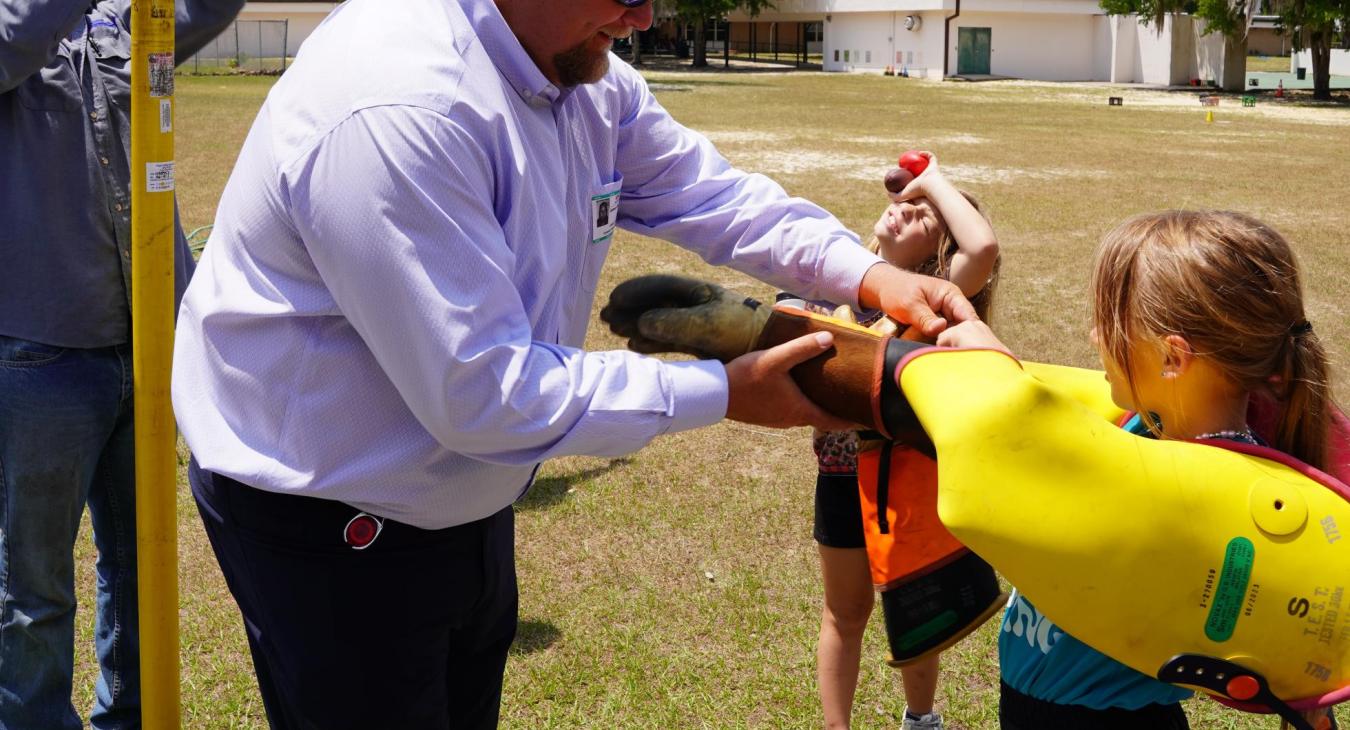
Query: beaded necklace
[[1193, 427, 1261, 446], [1133, 414, 1265, 447]]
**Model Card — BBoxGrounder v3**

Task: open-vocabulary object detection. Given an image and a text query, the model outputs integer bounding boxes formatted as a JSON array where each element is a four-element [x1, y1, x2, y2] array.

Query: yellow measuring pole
[[130, 0, 180, 726]]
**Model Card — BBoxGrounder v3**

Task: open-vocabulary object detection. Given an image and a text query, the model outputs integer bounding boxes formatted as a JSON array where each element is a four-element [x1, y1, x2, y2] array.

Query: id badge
[[591, 189, 619, 244]]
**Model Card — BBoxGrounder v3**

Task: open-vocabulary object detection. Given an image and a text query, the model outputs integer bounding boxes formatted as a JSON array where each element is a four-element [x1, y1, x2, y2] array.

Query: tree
[[1103, 0, 1350, 98], [673, 0, 776, 68], [1099, 0, 1252, 91], [1098, 0, 1195, 19], [1196, 0, 1255, 91], [1272, 0, 1350, 100], [630, 0, 675, 66]]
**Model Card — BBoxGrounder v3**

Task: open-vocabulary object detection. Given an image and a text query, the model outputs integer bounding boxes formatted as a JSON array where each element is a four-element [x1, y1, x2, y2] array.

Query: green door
[[957, 27, 991, 75]]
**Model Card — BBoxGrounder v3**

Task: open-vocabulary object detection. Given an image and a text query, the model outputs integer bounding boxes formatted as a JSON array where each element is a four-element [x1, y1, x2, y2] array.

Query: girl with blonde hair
[[941, 209, 1340, 730], [810, 152, 999, 730]]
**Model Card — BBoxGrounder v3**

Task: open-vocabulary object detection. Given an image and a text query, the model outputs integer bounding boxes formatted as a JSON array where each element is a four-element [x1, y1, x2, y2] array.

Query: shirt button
[[89, 112, 99, 121], [101, 156, 110, 166], [115, 203, 124, 211]]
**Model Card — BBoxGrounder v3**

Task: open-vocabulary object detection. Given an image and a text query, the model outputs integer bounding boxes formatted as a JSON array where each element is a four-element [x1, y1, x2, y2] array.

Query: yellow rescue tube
[[896, 347, 1350, 709]]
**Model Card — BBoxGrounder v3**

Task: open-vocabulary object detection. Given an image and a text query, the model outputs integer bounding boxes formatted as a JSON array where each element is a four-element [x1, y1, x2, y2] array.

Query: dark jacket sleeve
[[0, 0, 92, 92]]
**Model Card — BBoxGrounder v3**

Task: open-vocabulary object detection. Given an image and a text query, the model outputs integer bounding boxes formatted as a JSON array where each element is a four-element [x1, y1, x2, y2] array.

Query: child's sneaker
[[900, 708, 943, 730]]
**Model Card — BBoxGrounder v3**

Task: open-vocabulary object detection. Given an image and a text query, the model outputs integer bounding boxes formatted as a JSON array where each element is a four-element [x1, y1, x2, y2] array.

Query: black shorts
[[813, 471, 866, 549], [999, 681, 1190, 730]]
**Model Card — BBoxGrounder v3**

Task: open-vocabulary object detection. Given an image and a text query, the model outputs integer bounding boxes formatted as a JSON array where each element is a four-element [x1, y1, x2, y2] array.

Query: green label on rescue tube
[[1205, 537, 1255, 642]]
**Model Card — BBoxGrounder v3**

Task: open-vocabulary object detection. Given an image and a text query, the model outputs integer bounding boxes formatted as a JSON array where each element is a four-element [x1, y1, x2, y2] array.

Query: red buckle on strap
[[343, 512, 384, 550]]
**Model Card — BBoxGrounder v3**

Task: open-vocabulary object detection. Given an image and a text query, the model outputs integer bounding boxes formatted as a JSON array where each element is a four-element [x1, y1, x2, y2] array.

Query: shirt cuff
[[816, 239, 885, 309], [663, 359, 728, 434]]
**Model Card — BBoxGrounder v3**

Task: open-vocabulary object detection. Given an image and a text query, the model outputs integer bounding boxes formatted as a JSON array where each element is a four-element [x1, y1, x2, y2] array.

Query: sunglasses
[[615, 0, 650, 6]]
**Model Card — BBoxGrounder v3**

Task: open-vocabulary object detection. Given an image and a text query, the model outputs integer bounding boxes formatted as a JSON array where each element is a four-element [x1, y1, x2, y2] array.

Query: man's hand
[[935, 320, 1013, 355], [858, 263, 977, 339], [724, 331, 856, 432], [600, 274, 770, 362]]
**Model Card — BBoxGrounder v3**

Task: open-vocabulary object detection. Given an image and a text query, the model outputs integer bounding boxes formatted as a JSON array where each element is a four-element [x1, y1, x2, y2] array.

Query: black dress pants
[[190, 459, 517, 730]]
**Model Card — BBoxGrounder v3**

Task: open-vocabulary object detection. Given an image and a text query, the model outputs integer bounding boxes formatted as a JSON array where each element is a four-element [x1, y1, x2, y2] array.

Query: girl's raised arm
[[898, 153, 999, 298]]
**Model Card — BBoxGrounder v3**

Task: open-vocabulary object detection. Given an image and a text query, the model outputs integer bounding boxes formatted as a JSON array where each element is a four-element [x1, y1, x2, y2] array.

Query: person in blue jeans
[[0, 1, 243, 727]]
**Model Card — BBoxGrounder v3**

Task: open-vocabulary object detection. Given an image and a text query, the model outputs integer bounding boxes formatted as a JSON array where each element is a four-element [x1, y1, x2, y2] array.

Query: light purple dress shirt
[[172, 0, 882, 529]]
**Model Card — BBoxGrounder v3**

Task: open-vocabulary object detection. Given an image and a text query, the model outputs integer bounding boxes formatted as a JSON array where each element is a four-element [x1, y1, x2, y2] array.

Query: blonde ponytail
[[1274, 324, 1332, 470]]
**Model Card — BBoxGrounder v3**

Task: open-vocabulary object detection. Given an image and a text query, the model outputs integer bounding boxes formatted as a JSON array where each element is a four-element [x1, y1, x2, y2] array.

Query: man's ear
[[1160, 334, 1195, 378]]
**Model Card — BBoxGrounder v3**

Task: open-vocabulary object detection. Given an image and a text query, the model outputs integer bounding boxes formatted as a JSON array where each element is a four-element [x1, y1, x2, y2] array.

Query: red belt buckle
[[343, 512, 384, 550]]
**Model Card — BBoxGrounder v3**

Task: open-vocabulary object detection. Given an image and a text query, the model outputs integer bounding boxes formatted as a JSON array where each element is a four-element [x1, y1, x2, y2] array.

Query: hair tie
[[1290, 320, 1313, 337]]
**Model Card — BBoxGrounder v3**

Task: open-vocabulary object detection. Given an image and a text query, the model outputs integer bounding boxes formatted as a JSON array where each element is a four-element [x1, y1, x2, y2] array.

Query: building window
[[805, 22, 823, 43], [834, 49, 839, 62], [865, 50, 871, 63]]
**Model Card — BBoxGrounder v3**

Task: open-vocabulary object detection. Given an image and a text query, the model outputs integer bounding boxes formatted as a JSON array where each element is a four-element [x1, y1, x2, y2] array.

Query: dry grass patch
[[66, 69, 1349, 728]]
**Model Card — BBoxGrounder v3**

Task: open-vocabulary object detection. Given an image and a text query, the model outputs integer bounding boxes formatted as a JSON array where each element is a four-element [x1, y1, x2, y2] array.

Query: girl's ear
[[1160, 334, 1195, 378]]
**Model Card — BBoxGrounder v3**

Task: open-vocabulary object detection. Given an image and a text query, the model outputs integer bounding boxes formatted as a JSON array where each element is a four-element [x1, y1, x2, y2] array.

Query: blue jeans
[[0, 335, 140, 730]]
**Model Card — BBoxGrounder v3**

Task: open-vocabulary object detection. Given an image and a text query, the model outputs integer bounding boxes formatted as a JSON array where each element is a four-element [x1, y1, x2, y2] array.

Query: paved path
[[1245, 70, 1350, 91]]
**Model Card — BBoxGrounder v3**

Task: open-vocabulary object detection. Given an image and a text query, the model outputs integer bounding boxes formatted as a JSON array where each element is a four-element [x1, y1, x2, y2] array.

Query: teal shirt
[[999, 589, 1195, 710], [998, 413, 1195, 710]]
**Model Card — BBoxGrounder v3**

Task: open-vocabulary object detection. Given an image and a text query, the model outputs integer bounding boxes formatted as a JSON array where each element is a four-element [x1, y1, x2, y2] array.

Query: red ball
[[898, 150, 929, 177]]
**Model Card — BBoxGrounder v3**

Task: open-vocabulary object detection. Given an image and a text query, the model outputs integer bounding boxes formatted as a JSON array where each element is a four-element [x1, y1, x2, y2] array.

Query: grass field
[[71, 69, 1350, 728], [1246, 55, 1293, 74]]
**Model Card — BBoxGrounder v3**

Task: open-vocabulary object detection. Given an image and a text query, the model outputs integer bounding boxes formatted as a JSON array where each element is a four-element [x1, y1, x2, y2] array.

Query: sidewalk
[[1245, 70, 1350, 91], [626, 54, 821, 74]]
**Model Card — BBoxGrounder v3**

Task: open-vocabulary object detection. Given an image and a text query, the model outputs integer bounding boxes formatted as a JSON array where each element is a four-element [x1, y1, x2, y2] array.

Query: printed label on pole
[[159, 99, 172, 132], [146, 161, 175, 192], [148, 53, 174, 97]]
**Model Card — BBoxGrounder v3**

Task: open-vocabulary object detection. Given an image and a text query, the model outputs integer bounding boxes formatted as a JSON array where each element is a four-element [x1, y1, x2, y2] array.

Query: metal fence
[[183, 20, 290, 75]]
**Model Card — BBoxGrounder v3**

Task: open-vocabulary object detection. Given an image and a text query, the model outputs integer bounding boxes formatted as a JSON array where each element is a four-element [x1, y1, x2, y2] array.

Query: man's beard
[[553, 37, 611, 87]]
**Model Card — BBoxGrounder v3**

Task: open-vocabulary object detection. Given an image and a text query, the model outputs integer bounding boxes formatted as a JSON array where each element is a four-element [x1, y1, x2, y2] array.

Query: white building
[[236, 1, 340, 47], [1294, 48, 1350, 76], [191, 1, 340, 63], [729, 0, 1241, 87]]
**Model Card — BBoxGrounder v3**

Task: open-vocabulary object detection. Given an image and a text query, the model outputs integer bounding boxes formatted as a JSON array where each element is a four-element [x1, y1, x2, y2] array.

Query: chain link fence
[[183, 20, 290, 75]]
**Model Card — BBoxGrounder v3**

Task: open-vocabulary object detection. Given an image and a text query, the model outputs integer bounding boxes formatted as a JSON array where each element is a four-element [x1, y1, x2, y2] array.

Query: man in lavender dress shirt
[[171, 0, 977, 726]]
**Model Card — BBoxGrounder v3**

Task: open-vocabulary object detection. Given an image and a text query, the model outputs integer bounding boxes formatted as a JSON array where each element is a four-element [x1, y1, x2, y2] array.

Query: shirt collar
[[462, 0, 564, 108]]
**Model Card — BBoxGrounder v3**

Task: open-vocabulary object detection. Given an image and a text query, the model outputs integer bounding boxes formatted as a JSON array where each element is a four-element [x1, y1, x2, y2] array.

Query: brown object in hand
[[883, 167, 915, 195], [753, 307, 891, 433]]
